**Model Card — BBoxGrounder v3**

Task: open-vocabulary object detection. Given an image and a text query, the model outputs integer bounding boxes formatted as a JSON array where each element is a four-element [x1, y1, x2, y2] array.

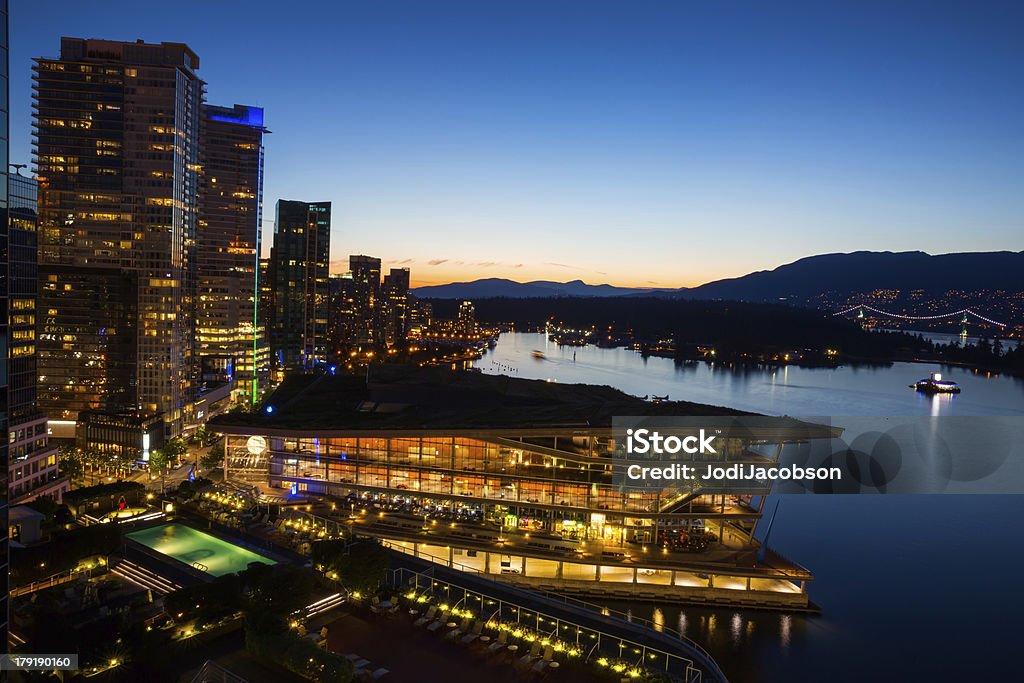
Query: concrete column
[[484, 553, 491, 573], [521, 556, 527, 577], [595, 565, 601, 582], [448, 546, 454, 567], [556, 561, 563, 579], [670, 570, 677, 586], [632, 568, 638, 584], [413, 543, 419, 558], [708, 575, 714, 588], [746, 577, 752, 590]]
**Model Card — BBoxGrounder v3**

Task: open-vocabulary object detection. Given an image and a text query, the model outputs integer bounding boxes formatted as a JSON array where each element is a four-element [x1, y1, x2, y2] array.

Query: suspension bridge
[[833, 304, 1008, 330]]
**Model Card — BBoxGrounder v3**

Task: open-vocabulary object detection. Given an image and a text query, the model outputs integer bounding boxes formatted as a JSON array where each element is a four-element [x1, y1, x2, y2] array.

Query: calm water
[[127, 523, 276, 577], [475, 333, 1024, 682]]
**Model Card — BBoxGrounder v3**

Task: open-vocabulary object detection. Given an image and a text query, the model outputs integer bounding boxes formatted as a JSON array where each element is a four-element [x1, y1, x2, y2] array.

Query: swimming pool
[[126, 523, 276, 577]]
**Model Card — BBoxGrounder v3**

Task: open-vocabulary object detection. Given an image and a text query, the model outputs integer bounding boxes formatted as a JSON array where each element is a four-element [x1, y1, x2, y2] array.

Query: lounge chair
[[531, 646, 554, 672], [487, 630, 508, 654], [445, 617, 470, 640], [413, 606, 437, 627], [461, 621, 484, 644], [371, 668, 389, 679], [426, 613, 447, 632], [518, 641, 542, 666]]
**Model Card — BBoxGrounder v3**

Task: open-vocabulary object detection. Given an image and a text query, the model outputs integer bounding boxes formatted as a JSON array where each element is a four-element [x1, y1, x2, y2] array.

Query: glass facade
[[268, 200, 331, 370], [33, 38, 204, 435], [1, 0, 10, 652], [196, 104, 269, 403], [348, 255, 381, 344], [8, 174, 64, 504], [226, 430, 759, 547]]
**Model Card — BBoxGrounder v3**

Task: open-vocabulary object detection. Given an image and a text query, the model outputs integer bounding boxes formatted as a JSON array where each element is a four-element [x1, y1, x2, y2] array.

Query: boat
[[650, 394, 669, 402], [910, 372, 960, 394], [531, 350, 546, 359]]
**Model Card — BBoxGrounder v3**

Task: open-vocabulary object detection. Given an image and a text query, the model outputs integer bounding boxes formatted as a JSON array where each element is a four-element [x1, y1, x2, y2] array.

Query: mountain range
[[412, 251, 1024, 301]]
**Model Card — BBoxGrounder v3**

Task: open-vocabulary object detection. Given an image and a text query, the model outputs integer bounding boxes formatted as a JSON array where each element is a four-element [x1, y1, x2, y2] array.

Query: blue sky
[[10, 0, 1024, 286]]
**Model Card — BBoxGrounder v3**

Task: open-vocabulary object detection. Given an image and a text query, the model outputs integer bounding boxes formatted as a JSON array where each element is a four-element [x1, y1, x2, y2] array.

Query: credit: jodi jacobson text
[[625, 463, 843, 482]]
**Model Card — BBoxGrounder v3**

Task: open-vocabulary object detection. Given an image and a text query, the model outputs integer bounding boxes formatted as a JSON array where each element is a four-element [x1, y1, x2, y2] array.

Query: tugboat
[[911, 372, 961, 394]]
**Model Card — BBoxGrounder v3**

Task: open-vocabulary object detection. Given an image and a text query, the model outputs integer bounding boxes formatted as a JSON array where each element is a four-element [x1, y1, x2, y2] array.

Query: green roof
[[210, 365, 751, 432]]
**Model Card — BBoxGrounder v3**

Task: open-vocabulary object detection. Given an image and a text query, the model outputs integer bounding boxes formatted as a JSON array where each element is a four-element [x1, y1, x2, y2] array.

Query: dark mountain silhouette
[[413, 251, 1024, 301], [680, 251, 1024, 301], [413, 278, 662, 299]]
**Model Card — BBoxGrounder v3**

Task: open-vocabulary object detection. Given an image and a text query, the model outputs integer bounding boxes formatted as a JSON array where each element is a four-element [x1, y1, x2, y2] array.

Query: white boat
[[910, 372, 960, 394]]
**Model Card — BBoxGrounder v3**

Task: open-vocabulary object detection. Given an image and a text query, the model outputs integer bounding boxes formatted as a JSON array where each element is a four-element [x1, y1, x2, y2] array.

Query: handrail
[[389, 564, 725, 683], [382, 540, 726, 679], [383, 540, 706, 651]]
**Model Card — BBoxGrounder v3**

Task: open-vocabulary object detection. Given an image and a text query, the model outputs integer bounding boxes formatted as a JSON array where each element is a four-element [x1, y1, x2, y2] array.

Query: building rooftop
[[9, 505, 47, 524], [211, 365, 760, 433]]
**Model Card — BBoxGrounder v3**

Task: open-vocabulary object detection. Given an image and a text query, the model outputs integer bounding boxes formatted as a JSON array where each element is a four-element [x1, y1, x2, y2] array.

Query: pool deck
[[325, 610, 595, 683]]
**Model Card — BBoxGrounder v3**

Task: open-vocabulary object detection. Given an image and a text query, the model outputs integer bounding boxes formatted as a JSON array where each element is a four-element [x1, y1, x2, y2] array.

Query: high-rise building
[[407, 297, 432, 337], [328, 272, 356, 352], [457, 300, 478, 336], [348, 255, 381, 345], [1, 0, 10, 651], [7, 173, 65, 504], [34, 38, 204, 436], [197, 104, 269, 404], [268, 200, 331, 371], [380, 267, 411, 344]]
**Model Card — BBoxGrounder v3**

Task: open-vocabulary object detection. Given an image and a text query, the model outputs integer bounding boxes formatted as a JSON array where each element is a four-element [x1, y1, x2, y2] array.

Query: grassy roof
[[210, 364, 751, 432]]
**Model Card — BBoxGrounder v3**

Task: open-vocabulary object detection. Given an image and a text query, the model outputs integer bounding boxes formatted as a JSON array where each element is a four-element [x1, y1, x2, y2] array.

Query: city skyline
[[9, 0, 1024, 287]]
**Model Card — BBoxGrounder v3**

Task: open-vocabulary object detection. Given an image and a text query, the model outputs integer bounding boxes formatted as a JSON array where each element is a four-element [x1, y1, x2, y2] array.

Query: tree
[[149, 447, 170, 493], [317, 541, 391, 596], [164, 436, 188, 464], [200, 440, 225, 472], [58, 444, 85, 487], [193, 425, 213, 447], [149, 448, 170, 477]]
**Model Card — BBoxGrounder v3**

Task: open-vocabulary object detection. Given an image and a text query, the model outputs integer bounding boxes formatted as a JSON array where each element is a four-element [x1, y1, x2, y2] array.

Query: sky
[[9, 1, 1024, 287]]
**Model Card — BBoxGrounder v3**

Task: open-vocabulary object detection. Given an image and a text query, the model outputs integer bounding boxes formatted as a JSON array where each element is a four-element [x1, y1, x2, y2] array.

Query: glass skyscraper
[[268, 200, 331, 371], [7, 174, 64, 504], [348, 254, 382, 345], [197, 104, 269, 403], [33, 39, 204, 436], [1, 0, 11, 654]]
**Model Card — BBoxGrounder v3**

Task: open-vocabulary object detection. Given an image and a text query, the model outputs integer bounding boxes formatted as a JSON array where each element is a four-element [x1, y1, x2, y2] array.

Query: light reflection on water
[[478, 333, 1024, 682], [651, 607, 664, 633]]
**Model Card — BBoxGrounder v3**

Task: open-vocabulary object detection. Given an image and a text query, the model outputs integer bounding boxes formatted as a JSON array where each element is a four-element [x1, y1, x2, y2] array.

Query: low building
[[76, 411, 165, 465], [9, 414, 66, 504], [8, 506, 46, 546], [211, 366, 835, 610], [62, 481, 147, 519]]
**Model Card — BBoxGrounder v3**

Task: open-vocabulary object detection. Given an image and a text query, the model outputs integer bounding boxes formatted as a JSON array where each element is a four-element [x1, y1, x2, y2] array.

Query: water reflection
[[477, 333, 1024, 417], [780, 614, 791, 649], [478, 334, 1024, 682], [651, 607, 664, 633], [730, 613, 742, 642]]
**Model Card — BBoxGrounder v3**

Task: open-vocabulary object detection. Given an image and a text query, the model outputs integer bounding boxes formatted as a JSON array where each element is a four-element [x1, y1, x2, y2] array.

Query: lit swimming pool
[[126, 523, 276, 577]]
